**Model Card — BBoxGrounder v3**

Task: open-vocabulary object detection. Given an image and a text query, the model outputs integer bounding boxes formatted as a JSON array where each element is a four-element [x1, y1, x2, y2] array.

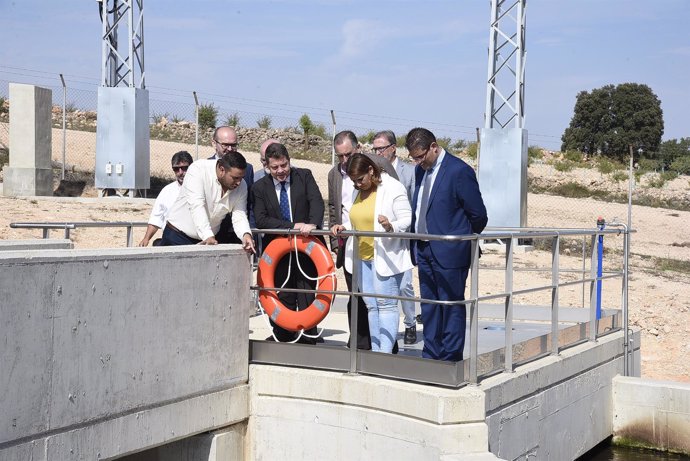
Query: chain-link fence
[[2, 74, 684, 231]]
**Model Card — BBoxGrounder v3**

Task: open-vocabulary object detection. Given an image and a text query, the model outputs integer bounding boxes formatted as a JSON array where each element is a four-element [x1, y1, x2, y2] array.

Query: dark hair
[[171, 150, 193, 165], [405, 127, 436, 152], [264, 142, 290, 162], [373, 130, 396, 145], [217, 151, 247, 170], [334, 130, 358, 148], [346, 153, 382, 185]]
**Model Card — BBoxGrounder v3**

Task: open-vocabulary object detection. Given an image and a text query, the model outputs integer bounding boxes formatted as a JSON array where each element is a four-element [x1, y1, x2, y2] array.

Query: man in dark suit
[[209, 126, 255, 244], [252, 143, 325, 343], [407, 127, 488, 362], [328, 130, 399, 350]]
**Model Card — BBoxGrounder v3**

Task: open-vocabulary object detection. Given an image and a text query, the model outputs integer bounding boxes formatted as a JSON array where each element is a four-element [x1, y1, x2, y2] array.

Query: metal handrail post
[[193, 91, 199, 160], [43, 229, 50, 239], [551, 235, 560, 355], [64, 228, 70, 240], [348, 236, 360, 374], [59, 73, 67, 180], [589, 234, 598, 341], [504, 237, 514, 372], [469, 238, 480, 384], [581, 236, 586, 308], [126, 225, 133, 247], [623, 229, 630, 375]]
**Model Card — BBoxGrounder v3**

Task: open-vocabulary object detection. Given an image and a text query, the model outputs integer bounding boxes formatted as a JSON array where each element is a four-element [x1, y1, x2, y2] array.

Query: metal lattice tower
[[484, 0, 526, 129], [99, 0, 145, 88]]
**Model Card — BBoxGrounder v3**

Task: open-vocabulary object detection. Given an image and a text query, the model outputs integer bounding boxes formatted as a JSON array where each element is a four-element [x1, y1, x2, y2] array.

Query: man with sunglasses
[[138, 151, 193, 247], [407, 127, 487, 362], [210, 126, 255, 244], [373, 130, 419, 345]]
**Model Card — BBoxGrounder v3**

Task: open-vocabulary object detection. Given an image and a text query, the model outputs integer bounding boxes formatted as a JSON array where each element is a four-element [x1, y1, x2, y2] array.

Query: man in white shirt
[[373, 130, 418, 345], [138, 151, 193, 247], [161, 151, 255, 254]]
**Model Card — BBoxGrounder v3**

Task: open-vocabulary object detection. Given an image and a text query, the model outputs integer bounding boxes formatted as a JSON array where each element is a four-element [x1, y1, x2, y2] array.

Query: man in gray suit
[[328, 130, 398, 350], [373, 130, 418, 345]]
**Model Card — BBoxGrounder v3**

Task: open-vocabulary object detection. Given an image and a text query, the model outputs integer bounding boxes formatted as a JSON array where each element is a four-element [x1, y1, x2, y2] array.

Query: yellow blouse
[[349, 190, 377, 261]]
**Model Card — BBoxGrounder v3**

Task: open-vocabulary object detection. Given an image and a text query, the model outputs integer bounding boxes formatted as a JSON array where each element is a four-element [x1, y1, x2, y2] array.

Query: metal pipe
[[469, 239, 480, 384], [330, 110, 336, 167], [596, 217, 605, 319], [126, 225, 133, 247], [193, 91, 199, 160], [348, 235, 360, 375], [59, 73, 67, 181], [589, 234, 598, 341], [504, 237, 514, 372], [551, 235, 560, 355]]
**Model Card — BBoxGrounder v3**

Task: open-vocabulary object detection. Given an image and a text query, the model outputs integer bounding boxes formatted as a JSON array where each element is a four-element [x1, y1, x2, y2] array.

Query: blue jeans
[[359, 260, 402, 353]]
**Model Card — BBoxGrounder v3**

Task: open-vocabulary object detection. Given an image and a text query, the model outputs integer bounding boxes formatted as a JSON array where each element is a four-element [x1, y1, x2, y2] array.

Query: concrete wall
[[613, 376, 690, 455], [4, 83, 53, 196], [0, 246, 252, 460], [482, 330, 641, 461], [0, 239, 72, 251], [249, 365, 492, 460]]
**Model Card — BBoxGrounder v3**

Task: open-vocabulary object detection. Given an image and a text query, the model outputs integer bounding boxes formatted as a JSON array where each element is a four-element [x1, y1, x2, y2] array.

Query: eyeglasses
[[214, 139, 238, 150], [372, 143, 393, 153], [409, 147, 431, 163], [172, 165, 189, 172]]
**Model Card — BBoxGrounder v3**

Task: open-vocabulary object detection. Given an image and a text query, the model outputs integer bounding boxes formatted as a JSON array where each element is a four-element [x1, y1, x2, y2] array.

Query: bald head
[[259, 138, 279, 171]]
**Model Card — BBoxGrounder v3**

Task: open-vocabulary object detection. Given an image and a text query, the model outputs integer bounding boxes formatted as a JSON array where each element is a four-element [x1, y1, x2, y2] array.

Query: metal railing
[[9, 221, 148, 247], [250, 225, 632, 388]]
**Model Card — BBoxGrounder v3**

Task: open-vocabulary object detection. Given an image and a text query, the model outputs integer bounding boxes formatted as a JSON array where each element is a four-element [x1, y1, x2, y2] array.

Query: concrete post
[[3, 83, 53, 196]]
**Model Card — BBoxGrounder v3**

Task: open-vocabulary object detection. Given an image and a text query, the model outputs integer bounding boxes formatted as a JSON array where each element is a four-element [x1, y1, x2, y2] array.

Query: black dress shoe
[[392, 341, 399, 355], [404, 326, 417, 344], [416, 314, 423, 325]]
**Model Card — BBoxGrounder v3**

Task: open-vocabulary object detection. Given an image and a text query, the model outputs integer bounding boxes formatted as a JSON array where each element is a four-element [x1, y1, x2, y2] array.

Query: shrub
[[465, 142, 478, 159], [198, 103, 218, 130], [553, 160, 575, 172], [171, 114, 183, 123], [563, 150, 584, 163], [396, 134, 407, 147], [647, 174, 667, 188], [151, 111, 170, 124], [436, 137, 451, 150], [670, 156, 690, 175], [611, 171, 629, 182], [65, 102, 78, 112], [596, 158, 616, 174], [225, 112, 240, 127], [528, 145, 543, 160], [638, 157, 659, 171], [312, 123, 328, 139], [452, 139, 468, 151], [359, 131, 376, 144], [661, 171, 678, 182], [256, 115, 272, 129]]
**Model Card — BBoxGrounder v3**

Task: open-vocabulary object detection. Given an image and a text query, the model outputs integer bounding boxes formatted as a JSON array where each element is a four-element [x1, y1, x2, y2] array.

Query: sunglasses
[[172, 165, 189, 172]]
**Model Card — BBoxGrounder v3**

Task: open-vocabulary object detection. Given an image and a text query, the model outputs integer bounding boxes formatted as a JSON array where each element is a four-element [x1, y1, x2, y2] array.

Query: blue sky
[[1, 0, 688, 151]]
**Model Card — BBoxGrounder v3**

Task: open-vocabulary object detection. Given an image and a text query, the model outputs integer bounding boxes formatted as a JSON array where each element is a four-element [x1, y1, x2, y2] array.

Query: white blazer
[[342, 174, 413, 276]]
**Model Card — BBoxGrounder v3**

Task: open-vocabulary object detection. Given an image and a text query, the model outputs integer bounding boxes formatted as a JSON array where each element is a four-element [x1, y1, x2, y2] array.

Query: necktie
[[417, 168, 433, 234], [279, 181, 291, 221]]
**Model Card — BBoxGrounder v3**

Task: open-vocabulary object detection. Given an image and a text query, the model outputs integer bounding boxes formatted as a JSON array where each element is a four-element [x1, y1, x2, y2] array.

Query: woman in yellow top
[[331, 154, 413, 353]]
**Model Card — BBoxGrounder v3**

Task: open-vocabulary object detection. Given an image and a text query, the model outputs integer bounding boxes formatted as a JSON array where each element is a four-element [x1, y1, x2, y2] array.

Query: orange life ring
[[257, 235, 336, 332]]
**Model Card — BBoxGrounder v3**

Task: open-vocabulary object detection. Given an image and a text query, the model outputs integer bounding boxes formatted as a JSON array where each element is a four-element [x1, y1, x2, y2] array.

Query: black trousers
[[271, 252, 319, 343], [344, 269, 372, 350]]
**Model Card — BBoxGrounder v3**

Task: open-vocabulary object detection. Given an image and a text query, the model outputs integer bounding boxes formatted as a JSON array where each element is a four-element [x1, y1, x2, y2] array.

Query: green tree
[[198, 103, 218, 130], [225, 112, 240, 127], [658, 138, 690, 169], [561, 83, 664, 160], [298, 114, 314, 149]]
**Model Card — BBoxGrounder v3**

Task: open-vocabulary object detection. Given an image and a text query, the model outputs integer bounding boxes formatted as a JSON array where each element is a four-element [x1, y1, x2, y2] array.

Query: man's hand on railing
[[330, 224, 346, 236], [293, 223, 316, 236]]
